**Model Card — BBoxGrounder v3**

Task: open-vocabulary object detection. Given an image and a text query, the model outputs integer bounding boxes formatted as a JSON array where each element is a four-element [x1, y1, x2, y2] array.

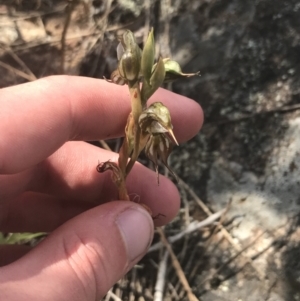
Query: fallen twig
[[10, 21, 134, 52], [154, 251, 169, 301], [177, 176, 211, 216], [3, 46, 37, 80], [167, 282, 180, 301], [0, 60, 36, 81], [157, 227, 200, 301], [106, 289, 122, 301], [200, 230, 267, 287], [0, 6, 66, 25], [185, 201, 232, 285], [99, 140, 112, 151], [135, 277, 146, 301], [148, 209, 225, 253], [177, 174, 265, 280], [177, 188, 191, 260], [128, 266, 137, 301], [60, 0, 78, 74]]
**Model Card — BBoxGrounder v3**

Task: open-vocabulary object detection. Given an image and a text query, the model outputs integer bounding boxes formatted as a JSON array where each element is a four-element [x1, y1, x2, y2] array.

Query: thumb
[[0, 201, 154, 301]]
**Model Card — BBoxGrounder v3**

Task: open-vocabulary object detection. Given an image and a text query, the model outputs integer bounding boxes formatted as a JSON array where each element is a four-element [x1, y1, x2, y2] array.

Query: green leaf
[[141, 28, 155, 83], [141, 57, 165, 104], [0, 232, 46, 245]]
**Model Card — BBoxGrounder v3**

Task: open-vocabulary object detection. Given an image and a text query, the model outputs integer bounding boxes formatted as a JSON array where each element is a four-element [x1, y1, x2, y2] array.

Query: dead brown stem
[[157, 227, 201, 301], [177, 173, 265, 280], [0, 61, 36, 81]]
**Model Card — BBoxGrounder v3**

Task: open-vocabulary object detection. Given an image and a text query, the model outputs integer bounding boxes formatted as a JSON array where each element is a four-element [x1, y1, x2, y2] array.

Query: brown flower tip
[[144, 133, 178, 184], [96, 161, 123, 185]]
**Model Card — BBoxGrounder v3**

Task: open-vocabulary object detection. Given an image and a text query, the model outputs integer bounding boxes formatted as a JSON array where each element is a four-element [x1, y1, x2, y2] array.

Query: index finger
[[0, 76, 203, 173]]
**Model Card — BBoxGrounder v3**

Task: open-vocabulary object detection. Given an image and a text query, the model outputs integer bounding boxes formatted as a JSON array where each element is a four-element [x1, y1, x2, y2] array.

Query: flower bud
[[117, 30, 142, 82]]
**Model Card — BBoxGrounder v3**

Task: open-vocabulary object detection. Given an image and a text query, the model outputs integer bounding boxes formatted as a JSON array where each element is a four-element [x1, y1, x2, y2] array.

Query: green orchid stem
[[125, 81, 143, 176]]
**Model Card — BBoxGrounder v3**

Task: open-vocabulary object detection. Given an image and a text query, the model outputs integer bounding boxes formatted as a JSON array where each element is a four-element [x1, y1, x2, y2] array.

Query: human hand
[[0, 76, 203, 300]]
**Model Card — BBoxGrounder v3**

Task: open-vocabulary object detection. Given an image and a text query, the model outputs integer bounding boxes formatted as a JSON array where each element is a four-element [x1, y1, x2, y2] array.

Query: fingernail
[[116, 206, 154, 262]]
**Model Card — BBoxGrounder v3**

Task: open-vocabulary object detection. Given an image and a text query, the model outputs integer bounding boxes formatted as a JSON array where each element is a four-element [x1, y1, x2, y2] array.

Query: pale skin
[[0, 76, 203, 301]]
